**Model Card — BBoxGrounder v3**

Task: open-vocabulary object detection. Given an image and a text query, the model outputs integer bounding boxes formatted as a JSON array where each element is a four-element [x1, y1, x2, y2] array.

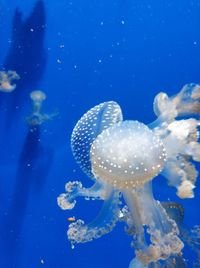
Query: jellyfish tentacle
[[162, 201, 200, 266], [129, 257, 148, 268], [122, 183, 183, 265], [123, 192, 148, 254], [129, 254, 186, 268], [121, 203, 185, 267], [161, 156, 197, 199], [67, 187, 121, 246], [57, 181, 108, 210], [161, 202, 184, 225], [119, 205, 144, 240]]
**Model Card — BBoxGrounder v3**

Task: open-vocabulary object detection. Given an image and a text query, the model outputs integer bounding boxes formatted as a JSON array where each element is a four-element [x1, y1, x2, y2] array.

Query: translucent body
[[26, 90, 57, 126], [129, 255, 186, 268], [129, 258, 148, 268], [152, 83, 200, 198], [162, 202, 200, 267], [0, 70, 20, 93], [113, 183, 183, 264], [91, 120, 166, 189], [30, 90, 46, 103], [153, 83, 200, 119], [58, 83, 200, 267], [57, 102, 123, 243], [71, 101, 123, 178]]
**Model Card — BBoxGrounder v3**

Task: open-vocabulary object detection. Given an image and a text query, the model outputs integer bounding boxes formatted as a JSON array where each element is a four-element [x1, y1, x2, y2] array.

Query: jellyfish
[[0, 70, 20, 93], [58, 84, 200, 266], [26, 90, 58, 126], [151, 83, 200, 198], [129, 254, 186, 268], [162, 202, 200, 267]]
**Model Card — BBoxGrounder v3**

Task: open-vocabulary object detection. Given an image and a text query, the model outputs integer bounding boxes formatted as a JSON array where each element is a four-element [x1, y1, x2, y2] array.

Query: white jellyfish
[[26, 90, 57, 126], [151, 83, 200, 198], [30, 90, 46, 106], [90, 120, 183, 264], [57, 102, 123, 242], [58, 83, 200, 267], [0, 70, 20, 93]]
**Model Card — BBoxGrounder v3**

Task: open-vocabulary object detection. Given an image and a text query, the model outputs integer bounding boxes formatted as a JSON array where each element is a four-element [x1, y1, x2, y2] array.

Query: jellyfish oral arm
[[66, 187, 121, 247], [122, 183, 183, 265], [57, 180, 109, 210]]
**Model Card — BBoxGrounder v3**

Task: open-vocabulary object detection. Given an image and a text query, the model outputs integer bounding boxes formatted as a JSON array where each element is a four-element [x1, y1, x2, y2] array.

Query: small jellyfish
[[26, 90, 57, 126], [30, 90, 46, 106], [0, 70, 20, 93], [58, 83, 200, 267]]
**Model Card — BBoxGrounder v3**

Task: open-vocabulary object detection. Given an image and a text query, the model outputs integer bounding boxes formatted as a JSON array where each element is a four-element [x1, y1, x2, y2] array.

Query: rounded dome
[[90, 120, 166, 189], [30, 90, 46, 102], [71, 101, 122, 178]]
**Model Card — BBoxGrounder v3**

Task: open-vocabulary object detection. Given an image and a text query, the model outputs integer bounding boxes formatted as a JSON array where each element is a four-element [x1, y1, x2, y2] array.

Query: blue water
[[0, 1, 200, 267]]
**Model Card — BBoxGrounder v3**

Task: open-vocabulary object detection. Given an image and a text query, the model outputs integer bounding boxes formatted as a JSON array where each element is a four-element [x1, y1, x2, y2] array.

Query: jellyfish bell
[[90, 120, 166, 189], [71, 101, 123, 178], [30, 90, 46, 103]]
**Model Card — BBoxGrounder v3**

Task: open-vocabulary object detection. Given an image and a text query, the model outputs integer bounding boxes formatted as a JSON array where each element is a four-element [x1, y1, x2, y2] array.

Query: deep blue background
[[0, 0, 200, 267]]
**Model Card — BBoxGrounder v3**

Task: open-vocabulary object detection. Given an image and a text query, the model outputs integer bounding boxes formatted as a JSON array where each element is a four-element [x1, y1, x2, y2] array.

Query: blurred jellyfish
[[119, 206, 186, 267], [0, 70, 20, 93], [129, 254, 186, 268], [90, 121, 183, 264], [129, 257, 148, 268], [58, 84, 200, 266], [0, 0, 47, 130], [57, 101, 123, 242], [26, 90, 57, 126]]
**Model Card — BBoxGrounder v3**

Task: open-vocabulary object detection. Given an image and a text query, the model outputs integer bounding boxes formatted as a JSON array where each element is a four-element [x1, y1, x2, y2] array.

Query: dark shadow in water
[[0, 0, 47, 130], [0, 125, 54, 268]]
